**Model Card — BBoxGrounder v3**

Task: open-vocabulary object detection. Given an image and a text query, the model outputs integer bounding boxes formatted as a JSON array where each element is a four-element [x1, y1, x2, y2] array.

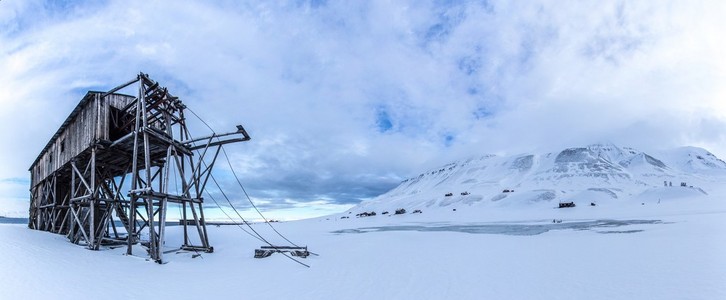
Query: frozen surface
[[2, 198, 726, 300], [331, 219, 663, 235]]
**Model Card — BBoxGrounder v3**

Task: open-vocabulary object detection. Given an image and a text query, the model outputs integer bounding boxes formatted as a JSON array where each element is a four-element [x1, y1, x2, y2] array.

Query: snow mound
[[636, 186, 708, 203]]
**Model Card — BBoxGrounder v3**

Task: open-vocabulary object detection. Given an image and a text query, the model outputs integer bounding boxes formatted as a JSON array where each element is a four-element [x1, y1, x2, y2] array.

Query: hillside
[[351, 143, 726, 213]]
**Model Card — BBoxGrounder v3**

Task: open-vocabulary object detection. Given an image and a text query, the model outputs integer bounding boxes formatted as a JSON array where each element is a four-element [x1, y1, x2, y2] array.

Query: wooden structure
[[254, 245, 310, 259], [28, 73, 250, 263], [558, 202, 576, 208]]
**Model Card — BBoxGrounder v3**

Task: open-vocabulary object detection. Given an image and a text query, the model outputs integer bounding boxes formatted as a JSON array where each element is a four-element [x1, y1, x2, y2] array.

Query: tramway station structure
[[28, 73, 250, 263]]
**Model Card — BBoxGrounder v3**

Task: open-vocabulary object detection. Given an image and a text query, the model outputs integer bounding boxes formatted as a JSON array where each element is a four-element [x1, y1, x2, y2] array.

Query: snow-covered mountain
[[352, 143, 726, 212]]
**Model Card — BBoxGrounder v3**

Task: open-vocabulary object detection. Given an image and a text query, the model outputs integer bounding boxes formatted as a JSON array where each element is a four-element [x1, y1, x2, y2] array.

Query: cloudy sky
[[1, 0, 725, 219]]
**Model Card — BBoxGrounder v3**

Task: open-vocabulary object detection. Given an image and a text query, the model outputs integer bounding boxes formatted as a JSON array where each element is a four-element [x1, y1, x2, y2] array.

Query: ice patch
[[332, 219, 662, 236]]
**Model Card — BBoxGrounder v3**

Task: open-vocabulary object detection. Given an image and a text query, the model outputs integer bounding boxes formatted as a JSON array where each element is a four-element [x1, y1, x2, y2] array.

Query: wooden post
[[128, 75, 143, 256], [182, 201, 189, 246], [89, 146, 96, 249], [69, 160, 76, 240]]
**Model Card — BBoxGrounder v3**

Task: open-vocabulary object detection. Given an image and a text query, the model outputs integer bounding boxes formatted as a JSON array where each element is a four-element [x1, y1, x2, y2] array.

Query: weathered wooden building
[[29, 73, 250, 263]]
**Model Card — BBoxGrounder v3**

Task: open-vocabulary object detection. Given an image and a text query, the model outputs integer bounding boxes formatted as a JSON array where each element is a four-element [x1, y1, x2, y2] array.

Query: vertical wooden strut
[[127, 75, 142, 256], [28, 72, 251, 263], [90, 147, 96, 249]]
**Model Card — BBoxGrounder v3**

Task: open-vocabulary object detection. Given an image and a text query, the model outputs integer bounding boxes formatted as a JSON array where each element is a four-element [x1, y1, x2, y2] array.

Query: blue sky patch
[[444, 133, 455, 147], [376, 107, 394, 133]]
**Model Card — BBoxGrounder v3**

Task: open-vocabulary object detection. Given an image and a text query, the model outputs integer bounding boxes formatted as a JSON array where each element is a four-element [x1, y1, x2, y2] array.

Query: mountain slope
[[352, 143, 726, 212]]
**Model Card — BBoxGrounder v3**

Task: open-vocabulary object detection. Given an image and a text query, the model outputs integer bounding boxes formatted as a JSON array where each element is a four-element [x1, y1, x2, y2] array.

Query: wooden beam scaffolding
[[28, 72, 251, 263]]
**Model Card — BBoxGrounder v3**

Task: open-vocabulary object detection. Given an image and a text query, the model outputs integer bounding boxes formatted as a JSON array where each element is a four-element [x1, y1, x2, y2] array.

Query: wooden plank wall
[[30, 93, 135, 187]]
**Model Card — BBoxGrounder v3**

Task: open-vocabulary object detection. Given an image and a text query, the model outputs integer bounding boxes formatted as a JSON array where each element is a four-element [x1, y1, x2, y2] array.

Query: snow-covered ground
[[2, 196, 725, 299], [3, 144, 725, 299]]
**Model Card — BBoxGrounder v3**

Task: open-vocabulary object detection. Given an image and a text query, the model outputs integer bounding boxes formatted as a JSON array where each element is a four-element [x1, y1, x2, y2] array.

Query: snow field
[[1, 198, 725, 299]]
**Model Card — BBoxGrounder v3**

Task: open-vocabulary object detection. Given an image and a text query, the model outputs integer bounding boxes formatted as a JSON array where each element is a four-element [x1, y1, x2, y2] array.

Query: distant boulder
[[356, 211, 377, 217]]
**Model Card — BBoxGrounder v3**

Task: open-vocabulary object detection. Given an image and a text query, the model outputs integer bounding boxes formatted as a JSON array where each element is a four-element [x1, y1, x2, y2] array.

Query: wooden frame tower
[[28, 73, 250, 263]]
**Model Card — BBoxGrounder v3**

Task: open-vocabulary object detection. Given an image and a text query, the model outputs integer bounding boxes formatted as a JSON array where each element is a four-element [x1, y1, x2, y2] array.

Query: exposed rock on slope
[[352, 143, 726, 212]]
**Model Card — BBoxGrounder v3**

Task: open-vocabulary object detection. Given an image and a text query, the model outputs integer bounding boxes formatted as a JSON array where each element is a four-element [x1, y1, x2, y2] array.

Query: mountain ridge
[[351, 143, 726, 213]]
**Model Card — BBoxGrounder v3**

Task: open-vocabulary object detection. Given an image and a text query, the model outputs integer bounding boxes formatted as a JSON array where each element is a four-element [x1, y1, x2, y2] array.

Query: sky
[[1, 0, 725, 219]]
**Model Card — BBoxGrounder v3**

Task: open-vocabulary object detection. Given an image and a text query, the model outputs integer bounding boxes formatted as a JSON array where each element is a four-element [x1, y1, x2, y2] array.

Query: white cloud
[[1, 0, 725, 216]]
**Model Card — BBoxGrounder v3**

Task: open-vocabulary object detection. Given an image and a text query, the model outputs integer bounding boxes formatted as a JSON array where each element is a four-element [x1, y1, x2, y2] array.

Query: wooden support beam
[[102, 76, 140, 98]]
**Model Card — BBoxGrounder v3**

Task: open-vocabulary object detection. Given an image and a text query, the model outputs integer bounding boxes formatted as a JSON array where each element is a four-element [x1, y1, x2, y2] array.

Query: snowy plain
[[1, 197, 725, 300], [3, 144, 726, 299]]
